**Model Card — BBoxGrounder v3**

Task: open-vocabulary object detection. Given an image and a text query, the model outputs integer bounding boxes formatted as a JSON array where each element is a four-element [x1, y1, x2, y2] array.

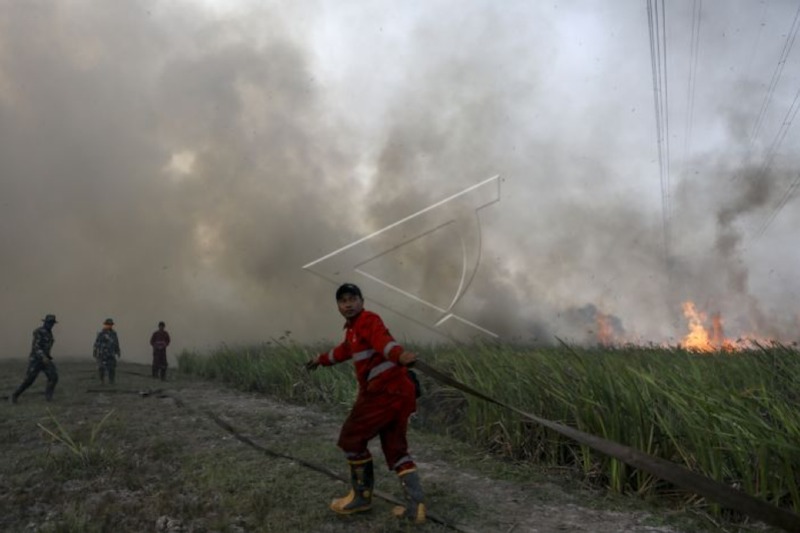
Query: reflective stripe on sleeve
[[367, 360, 395, 381], [383, 341, 399, 357]]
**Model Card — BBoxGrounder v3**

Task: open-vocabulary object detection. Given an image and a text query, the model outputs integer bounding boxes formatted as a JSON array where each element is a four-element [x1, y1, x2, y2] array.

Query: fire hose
[[412, 359, 800, 532], [89, 377, 477, 533], [102, 364, 800, 531]]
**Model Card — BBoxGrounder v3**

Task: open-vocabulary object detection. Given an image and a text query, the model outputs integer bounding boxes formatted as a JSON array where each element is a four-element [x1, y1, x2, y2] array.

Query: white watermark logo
[[303, 175, 501, 340]]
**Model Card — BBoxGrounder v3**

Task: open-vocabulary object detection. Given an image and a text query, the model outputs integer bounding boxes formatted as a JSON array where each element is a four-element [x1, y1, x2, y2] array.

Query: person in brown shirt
[[149, 321, 171, 381]]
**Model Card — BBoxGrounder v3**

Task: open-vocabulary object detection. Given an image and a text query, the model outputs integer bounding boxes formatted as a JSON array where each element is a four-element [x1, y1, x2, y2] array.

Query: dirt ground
[[0, 359, 747, 533]]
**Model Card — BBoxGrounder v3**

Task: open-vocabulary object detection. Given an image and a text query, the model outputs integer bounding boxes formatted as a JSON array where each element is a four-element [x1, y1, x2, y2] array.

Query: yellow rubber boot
[[391, 468, 426, 524], [330, 458, 374, 515]]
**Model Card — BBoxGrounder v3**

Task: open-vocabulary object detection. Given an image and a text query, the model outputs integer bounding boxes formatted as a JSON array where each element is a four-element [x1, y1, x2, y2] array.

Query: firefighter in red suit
[[306, 283, 425, 524]]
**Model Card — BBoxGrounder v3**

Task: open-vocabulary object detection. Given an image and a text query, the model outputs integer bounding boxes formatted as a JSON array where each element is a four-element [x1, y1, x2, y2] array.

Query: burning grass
[[178, 340, 800, 520]]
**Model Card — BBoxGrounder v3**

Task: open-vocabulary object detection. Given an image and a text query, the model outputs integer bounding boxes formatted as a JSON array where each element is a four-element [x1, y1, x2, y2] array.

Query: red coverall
[[316, 309, 417, 473]]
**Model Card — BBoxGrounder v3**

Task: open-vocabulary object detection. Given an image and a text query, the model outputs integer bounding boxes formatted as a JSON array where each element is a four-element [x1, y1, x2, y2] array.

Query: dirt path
[[173, 386, 686, 533], [0, 360, 705, 533]]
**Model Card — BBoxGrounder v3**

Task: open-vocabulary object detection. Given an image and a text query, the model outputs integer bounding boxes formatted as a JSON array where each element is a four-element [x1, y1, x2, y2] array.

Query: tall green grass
[[177, 340, 800, 514], [177, 341, 358, 407]]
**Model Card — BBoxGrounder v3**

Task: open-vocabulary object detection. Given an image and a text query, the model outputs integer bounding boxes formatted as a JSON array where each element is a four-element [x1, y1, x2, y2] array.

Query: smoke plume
[[1, 1, 798, 361]]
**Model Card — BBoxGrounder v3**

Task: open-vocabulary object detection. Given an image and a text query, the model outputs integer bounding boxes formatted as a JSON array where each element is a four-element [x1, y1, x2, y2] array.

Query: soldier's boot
[[330, 458, 374, 515], [99, 368, 105, 384], [108, 368, 116, 385], [160, 368, 167, 381], [391, 468, 426, 524]]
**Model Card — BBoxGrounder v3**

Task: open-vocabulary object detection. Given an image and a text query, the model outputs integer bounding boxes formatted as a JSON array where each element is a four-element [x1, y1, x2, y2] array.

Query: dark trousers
[[14, 357, 58, 400], [98, 359, 116, 384], [152, 351, 167, 380]]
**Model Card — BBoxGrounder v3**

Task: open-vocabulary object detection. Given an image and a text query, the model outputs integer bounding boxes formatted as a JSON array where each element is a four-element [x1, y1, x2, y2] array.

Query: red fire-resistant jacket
[[316, 310, 409, 394]]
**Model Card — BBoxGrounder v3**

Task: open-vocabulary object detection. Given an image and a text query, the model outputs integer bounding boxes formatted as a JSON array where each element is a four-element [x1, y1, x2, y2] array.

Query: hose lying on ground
[[85, 386, 477, 533], [96, 362, 800, 532], [413, 358, 800, 533]]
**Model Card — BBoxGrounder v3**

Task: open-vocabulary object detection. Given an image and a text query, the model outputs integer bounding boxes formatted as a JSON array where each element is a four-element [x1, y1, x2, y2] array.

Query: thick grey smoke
[[0, 1, 355, 359], [1, 1, 798, 361]]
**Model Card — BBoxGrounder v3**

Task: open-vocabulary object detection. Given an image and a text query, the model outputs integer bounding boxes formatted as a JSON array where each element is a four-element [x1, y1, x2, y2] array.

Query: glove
[[305, 358, 320, 371]]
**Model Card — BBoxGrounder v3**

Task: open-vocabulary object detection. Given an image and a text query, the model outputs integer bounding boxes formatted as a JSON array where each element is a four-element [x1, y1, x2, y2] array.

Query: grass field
[[1, 348, 794, 533], [177, 340, 800, 528]]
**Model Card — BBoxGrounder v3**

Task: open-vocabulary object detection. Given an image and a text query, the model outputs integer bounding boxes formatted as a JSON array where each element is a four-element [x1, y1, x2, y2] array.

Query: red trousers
[[337, 375, 416, 472]]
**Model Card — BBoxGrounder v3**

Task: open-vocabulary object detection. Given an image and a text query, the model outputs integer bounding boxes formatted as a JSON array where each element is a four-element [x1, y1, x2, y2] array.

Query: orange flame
[[681, 302, 744, 352], [596, 312, 613, 346], [681, 301, 714, 352]]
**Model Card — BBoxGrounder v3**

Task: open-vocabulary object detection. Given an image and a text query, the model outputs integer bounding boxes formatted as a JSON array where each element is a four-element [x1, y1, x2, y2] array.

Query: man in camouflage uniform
[[93, 318, 121, 384], [10, 314, 59, 403]]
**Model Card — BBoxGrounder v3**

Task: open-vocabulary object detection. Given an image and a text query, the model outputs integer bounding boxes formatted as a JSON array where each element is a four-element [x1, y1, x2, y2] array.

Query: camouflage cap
[[103, 318, 114, 326], [42, 314, 58, 324]]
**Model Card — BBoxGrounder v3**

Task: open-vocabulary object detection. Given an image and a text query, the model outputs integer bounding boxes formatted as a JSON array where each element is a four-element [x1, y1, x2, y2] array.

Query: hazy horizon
[[2, 0, 799, 363]]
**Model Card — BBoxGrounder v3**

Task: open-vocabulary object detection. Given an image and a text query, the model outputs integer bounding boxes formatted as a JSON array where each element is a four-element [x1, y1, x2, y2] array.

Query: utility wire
[[748, 2, 800, 150], [755, 173, 800, 239], [749, 85, 800, 240], [647, 0, 672, 262], [731, 3, 800, 242], [729, 0, 773, 184], [744, 0, 771, 79], [681, 0, 702, 182]]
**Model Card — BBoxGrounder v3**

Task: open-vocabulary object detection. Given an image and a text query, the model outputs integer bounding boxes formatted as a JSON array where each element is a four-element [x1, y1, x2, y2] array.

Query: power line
[[681, 0, 702, 180], [748, 2, 800, 150], [729, 0, 774, 186], [754, 173, 800, 239], [743, 0, 771, 78], [751, 86, 800, 239], [647, 0, 671, 262], [734, 3, 800, 242]]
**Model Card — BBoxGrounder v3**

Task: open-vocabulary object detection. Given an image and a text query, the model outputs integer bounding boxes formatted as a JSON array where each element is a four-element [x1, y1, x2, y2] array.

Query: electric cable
[[647, 0, 672, 262], [681, 0, 702, 180], [748, 2, 800, 149]]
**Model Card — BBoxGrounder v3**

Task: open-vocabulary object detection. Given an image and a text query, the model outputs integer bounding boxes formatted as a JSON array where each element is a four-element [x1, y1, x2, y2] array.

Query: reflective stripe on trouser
[[337, 379, 416, 471]]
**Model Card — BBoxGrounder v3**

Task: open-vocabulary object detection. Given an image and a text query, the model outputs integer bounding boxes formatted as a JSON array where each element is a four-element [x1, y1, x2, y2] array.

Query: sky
[[1, 0, 799, 362]]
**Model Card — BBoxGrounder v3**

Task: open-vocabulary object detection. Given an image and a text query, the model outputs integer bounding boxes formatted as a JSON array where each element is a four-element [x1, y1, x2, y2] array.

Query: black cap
[[335, 283, 362, 301], [158, 321, 165, 327], [42, 314, 58, 324], [103, 318, 115, 326]]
